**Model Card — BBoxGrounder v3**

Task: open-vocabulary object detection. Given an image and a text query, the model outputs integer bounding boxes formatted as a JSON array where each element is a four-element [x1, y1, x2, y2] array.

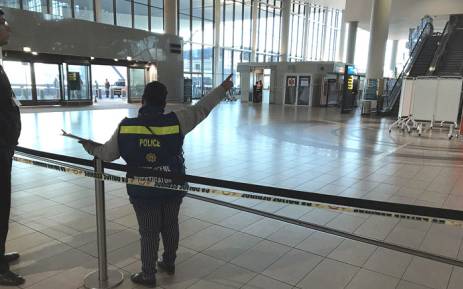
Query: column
[[336, 10, 346, 62], [345, 21, 358, 64], [364, 0, 392, 101], [94, 0, 102, 23], [251, 0, 258, 62], [390, 39, 399, 77], [164, 0, 177, 35], [279, 0, 291, 62]]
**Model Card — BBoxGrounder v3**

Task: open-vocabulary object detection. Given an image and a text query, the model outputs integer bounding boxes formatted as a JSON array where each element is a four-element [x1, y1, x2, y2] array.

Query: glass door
[[2, 61, 34, 103], [33, 63, 61, 102], [128, 68, 146, 103], [65, 64, 91, 101]]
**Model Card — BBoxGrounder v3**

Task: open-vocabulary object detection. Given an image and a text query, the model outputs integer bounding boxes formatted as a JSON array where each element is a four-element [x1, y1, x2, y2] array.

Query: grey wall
[[2, 8, 184, 102]]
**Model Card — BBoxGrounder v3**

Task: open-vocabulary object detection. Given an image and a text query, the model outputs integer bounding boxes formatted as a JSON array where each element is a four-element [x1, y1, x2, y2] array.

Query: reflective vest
[[118, 111, 186, 200]]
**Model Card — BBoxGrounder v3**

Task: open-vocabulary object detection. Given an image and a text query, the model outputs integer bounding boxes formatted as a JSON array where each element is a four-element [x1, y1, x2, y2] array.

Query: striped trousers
[[132, 198, 182, 278]]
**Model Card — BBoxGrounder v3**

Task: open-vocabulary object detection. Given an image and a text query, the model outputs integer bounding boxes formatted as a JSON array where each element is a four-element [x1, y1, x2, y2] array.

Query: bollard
[[84, 159, 124, 289]]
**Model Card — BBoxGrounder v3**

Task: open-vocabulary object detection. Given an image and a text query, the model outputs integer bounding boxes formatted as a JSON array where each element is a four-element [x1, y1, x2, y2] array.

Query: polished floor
[[5, 102, 463, 289]]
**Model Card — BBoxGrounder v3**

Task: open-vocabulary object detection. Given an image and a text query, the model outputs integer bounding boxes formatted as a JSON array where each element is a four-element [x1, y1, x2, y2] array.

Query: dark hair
[[142, 81, 167, 108], [0, 9, 4, 16]]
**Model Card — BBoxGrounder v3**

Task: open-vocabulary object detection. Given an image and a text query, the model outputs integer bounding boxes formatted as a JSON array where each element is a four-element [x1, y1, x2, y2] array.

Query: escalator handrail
[[384, 22, 434, 110], [428, 21, 454, 75]]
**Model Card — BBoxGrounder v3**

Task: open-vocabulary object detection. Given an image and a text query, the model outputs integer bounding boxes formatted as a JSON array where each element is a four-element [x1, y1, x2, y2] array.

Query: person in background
[[105, 78, 110, 98], [0, 9, 25, 286], [79, 75, 233, 288]]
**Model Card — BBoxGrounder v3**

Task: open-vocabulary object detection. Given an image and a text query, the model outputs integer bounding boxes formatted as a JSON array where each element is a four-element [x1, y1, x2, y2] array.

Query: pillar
[[366, 0, 391, 79], [94, 0, 102, 23], [164, 0, 177, 35], [345, 21, 358, 64], [337, 10, 346, 62], [251, 0, 258, 62], [214, 0, 222, 85], [364, 0, 392, 101], [279, 0, 291, 62], [390, 39, 399, 77]]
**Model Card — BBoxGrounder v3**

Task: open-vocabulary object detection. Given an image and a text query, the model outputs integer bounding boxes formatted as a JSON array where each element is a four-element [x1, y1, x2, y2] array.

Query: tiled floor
[[5, 102, 463, 288]]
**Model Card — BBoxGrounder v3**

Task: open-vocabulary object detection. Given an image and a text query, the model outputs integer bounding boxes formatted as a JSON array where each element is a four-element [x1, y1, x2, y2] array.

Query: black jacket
[[0, 65, 21, 148]]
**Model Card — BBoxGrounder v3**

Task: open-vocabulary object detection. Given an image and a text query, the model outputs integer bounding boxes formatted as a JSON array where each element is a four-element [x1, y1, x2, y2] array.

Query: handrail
[[428, 21, 453, 75], [14, 146, 463, 222], [384, 22, 434, 111]]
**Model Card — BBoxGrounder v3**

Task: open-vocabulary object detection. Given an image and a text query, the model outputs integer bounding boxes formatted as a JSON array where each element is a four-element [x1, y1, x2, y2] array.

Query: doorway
[[90, 64, 128, 104]]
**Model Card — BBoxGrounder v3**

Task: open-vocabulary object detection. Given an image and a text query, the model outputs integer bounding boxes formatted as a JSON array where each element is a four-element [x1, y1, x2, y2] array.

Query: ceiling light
[[126, 56, 132, 61], [114, 58, 118, 62], [31, 51, 38, 56], [23, 47, 32, 53], [90, 56, 95, 60]]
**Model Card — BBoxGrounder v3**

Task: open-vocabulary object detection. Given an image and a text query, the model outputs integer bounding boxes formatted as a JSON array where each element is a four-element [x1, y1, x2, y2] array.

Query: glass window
[[204, 19, 214, 45], [191, 16, 202, 43], [51, 0, 72, 18], [224, 2, 233, 47], [266, 6, 273, 52], [192, 0, 201, 18], [192, 43, 202, 72], [203, 73, 213, 95], [234, 2, 242, 48], [183, 43, 191, 72], [191, 74, 202, 99], [179, 13, 191, 41], [0, 0, 20, 8], [179, 0, 190, 14], [23, 0, 47, 13], [151, 7, 163, 33], [134, 0, 148, 30], [2, 61, 33, 101], [116, 0, 132, 28], [242, 3, 251, 49], [100, 0, 114, 25], [223, 49, 232, 76], [204, 0, 213, 21], [34, 63, 61, 101], [257, 6, 266, 52], [203, 46, 213, 74], [74, 0, 94, 21]]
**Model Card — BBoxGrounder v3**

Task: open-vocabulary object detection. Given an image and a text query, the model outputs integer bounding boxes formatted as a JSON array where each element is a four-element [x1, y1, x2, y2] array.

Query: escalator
[[435, 29, 463, 75], [382, 22, 437, 114]]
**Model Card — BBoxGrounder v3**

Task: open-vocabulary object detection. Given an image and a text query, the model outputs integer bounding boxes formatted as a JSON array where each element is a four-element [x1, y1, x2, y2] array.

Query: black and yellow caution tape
[[12, 154, 463, 228]]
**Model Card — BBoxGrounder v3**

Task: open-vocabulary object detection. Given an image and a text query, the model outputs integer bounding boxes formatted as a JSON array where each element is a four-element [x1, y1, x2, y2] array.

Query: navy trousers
[[132, 198, 182, 279]]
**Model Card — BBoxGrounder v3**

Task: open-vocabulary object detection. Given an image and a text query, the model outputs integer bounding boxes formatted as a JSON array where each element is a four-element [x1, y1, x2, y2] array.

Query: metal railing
[[383, 22, 434, 113], [427, 21, 452, 76], [12, 145, 463, 284]]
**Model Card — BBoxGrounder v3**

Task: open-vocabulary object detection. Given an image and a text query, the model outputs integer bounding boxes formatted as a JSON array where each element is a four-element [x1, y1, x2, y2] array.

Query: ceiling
[[344, 0, 463, 39]]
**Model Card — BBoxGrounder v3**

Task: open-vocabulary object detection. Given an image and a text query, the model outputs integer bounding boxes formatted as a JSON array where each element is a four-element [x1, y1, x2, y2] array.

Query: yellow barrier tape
[[12, 154, 463, 228]]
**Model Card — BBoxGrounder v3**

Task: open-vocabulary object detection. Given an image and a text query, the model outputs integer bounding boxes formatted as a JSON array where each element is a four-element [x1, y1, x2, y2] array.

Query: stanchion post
[[84, 158, 124, 289]]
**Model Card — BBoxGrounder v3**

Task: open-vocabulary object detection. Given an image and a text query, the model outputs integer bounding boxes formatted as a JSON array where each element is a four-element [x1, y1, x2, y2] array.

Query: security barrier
[[12, 146, 463, 285]]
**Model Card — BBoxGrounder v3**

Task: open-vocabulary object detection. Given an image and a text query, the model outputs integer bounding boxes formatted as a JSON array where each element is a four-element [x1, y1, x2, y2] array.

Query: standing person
[[105, 78, 110, 98], [79, 75, 233, 288], [0, 9, 25, 286]]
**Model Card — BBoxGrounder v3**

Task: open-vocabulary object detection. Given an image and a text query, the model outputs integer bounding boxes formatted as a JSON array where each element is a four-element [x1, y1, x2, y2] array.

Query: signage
[[347, 65, 357, 75], [347, 76, 354, 91], [287, 77, 296, 87]]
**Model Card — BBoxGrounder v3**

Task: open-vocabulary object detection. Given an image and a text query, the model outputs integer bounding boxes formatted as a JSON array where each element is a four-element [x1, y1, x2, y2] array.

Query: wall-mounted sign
[[287, 77, 296, 87]]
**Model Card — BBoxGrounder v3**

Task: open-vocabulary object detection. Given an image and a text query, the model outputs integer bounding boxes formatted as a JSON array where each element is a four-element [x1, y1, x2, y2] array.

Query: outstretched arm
[[79, 127, 120, 162], [175, 75, 233, 135]]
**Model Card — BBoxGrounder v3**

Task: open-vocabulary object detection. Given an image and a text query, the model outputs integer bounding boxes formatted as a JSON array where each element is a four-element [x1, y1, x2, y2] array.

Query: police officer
[[80, 75, 233, 288], [0, 9, 25, 286]]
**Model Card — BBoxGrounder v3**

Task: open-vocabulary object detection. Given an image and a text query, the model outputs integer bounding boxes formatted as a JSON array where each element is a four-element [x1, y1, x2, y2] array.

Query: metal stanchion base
[[84, 270, 124, 289]]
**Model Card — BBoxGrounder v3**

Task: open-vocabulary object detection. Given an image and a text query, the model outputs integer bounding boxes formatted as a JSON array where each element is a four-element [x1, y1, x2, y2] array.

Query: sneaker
[[157, 260, 175, 275], [4, 253, 20, 263], [0, 271, 25, 286], [130, 272, 156, 288]]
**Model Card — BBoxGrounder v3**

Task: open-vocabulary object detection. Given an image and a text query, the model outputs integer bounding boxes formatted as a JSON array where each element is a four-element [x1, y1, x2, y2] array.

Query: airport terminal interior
[[1, 0, 463, 289]]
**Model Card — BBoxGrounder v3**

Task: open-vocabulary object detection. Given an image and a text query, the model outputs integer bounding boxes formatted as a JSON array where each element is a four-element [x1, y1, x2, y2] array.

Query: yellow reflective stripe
[[120, 125, 180, 135]]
